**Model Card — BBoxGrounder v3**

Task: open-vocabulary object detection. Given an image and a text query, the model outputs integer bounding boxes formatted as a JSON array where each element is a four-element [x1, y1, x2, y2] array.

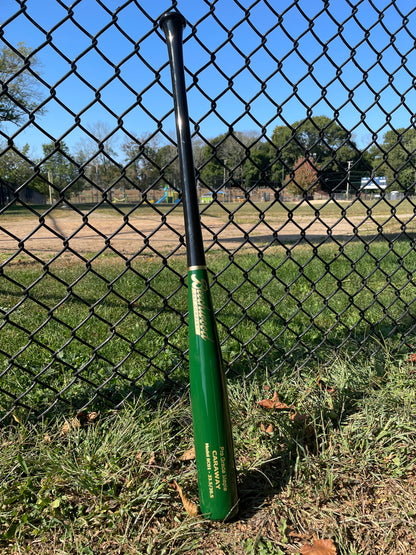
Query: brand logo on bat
[[191, 274, 213, 342]]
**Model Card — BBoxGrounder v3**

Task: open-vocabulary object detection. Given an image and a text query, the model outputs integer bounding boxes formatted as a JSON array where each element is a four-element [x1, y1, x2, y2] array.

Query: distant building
[[360, 176, 388, 193]]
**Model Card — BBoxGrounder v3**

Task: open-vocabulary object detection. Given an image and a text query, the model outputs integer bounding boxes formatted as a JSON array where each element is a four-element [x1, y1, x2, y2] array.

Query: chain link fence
[[1, 0, 416, 422]]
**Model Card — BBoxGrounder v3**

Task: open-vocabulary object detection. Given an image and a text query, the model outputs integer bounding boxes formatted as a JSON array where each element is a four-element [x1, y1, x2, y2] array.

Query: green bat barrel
[[188, 265, 239, 520]]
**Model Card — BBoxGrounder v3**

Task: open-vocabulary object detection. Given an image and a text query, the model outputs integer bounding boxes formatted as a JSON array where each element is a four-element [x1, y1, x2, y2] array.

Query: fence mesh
[[1, 0, 416, 422]]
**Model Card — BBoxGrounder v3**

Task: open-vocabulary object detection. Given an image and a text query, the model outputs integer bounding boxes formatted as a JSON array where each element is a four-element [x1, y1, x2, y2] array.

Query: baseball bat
[[159, 11, 239, 521]]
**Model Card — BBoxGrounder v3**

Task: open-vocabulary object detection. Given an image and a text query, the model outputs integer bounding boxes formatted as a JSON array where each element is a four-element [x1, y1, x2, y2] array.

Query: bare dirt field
[[0, 201, 414, 257]]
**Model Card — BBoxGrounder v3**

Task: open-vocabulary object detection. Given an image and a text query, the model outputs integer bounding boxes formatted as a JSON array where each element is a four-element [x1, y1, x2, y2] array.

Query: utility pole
[[223, 159, 228, 201], [47, 171, 53, 205], [346, 160, 353, 200]]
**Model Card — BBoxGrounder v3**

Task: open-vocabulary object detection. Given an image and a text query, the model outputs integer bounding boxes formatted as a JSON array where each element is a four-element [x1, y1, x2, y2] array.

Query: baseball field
[[1, 197, 415, 256]]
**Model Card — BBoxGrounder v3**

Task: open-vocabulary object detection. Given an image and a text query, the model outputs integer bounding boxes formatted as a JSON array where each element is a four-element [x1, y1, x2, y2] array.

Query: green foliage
[[0, 42, 44, 126], [199, 133, 229, 189], [198, 132, 262, 189], [242, 143, 274, 188], [271, 116, 373, 193], [121, 136, 180, 191], [0, 143, 34, 185], [271, 115, 351, 167], [39, 141, 83, 198], [370, 128, 416, 191]]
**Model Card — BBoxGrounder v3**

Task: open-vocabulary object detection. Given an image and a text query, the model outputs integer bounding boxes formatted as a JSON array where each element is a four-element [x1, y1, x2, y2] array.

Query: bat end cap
[[159, 11, 186, 31]]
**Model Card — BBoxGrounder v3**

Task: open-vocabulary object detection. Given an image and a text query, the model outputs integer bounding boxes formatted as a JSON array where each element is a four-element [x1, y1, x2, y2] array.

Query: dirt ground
[[0, 206, 407, 257]]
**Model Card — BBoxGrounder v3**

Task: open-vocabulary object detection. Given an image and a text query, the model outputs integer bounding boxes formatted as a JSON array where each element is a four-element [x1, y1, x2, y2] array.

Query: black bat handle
[[159, 12, 206, 268]]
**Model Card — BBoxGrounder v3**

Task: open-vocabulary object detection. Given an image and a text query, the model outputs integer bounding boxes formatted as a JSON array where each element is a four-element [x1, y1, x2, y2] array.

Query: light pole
[[223, 159, 228, 201], [47, 171, 53, 205], [346, 160, 353, 200]]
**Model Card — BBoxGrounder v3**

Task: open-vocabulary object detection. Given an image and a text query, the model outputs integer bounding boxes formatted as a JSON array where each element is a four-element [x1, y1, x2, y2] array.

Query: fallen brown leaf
[[290, 412, 308, 424], [60, 421, 70, 437], [60, 412, 99, 436], [258, 392, 292, 410], [60, 417, 81, 436], [300, 538, 337, 555], [260, 423, 274, 433], [317, 376, 336, 395], [76, 411, 99, 425], [86, 411, 99, 422], [179, 446, 196, 461], [170, 480, 199, 517]]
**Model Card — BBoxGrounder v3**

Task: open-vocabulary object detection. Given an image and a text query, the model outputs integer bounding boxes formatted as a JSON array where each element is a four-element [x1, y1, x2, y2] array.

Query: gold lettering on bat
[[191, 274, 213, 342], [212, 450, 221, 489], [206, 443, 214, 498]]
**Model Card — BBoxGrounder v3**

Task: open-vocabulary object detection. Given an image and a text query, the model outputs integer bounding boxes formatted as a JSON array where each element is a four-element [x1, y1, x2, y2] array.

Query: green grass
[[1, 352, 415, 554], [2, 238, 416, 421], [1, 236, 416, 552]]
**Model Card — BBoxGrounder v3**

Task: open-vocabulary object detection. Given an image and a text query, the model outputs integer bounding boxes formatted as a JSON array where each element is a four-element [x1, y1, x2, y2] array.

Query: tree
[[199, 135, 224, 189], [40, 141, 82, 198], [242, 142, 273, 187], [271, 124, 302, 170], [370, 128, 416, 191], [0, 143, 34, 184], [199, 132, 257, 189], [157, 144, 180, 187], [272, 116, 353, 168], [286, 156, 319, 196], [272, 116, 373, 193], [121, 134, 172, 191], [74, 122, 121, 194], [0, 42, 44, 125], [319, 145, 372, 194], [0, 143, 48, 203]]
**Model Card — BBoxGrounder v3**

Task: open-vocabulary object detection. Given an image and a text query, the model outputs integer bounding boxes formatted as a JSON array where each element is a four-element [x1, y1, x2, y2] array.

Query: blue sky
[[1, 0, 416, 159]]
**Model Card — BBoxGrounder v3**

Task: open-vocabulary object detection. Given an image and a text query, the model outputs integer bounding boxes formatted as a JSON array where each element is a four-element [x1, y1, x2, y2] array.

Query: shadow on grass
[[236, 444, 299, 520], [223, 321, 416, 518], [2, 310, 415, 433], [218, 230, 416, 247]]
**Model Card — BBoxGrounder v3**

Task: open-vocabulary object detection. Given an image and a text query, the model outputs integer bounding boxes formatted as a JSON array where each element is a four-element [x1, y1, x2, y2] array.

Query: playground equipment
[[156, 191, 168, 204], [156, 186, 179, 204]]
